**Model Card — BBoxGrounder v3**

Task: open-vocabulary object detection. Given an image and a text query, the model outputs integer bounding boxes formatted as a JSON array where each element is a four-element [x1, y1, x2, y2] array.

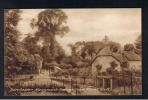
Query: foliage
[[124, 44, 135, 51], [106, 61, 118, 75], [108, 41, 121, 53], [23, 35, 41, 54], [4, 9, 44, 75], [134, 35, 141, 55], [135, 35, 141, 49], [29, 9, 69, 69], [4, 9, 141, 79], [41, 40, 66, 67], [31, 9, 69, 57], [110, 61, 118, 69], [123, 35, 141, 55], [4, 9, 22, 75], [121, 61, 129, 68], [68, 41, 85, 58], [95, 64, 102, 75]]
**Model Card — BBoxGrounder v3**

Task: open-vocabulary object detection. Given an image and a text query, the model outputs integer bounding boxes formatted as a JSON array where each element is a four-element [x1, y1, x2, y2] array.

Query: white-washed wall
[[92, 56, 121, 77], [128, 61, 141, 71]]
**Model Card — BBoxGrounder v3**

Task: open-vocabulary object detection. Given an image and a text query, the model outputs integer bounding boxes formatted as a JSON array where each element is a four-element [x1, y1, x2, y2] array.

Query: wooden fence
[[94, 73, 142, 95], [51, 72, 142, 95], [5, 72, 142, 96]]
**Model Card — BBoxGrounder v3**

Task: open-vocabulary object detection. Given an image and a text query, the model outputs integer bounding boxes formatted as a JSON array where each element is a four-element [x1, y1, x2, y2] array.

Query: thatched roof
[[123, 51, 141, 61], [96, 46, 126, 63], [112, 53, 127, 63], [95, 46, 141, 63], [99, 46, 112, 56]]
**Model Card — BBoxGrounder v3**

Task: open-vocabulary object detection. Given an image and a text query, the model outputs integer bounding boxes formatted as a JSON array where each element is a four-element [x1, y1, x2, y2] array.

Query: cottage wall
[[128, 61, 141, 71], [92, 56, 121, 77]]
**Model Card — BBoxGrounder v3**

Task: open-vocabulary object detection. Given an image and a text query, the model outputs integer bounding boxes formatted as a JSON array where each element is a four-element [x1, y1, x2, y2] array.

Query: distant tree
[[81, 41, 105, 61], [68, 41, 105, 69], [68, 42, 86, 61], [134, 49, 141, 55], [68, 44, 77, 56], [61, 55, 79, 68], [102, 35, 121, 53], [69, 41, 105, 64], [68, 42, 87, 68], [135, 35, 141, 49], [102, 35, 109, 44], [124, 44, 135, 51], [134, 35, 141, 55], [108, 41, 121, 53], [81, 42, 95, 60]]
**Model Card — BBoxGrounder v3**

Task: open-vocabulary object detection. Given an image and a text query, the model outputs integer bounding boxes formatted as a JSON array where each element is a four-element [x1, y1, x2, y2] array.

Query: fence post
[[96, 76, 97, 88], [63, 78, 64, 87], [102, 78, 105, 89], [85, 77, 87, 90], [83, 77, 85, 88], [110, 77, 113, 93], [71, 78, 72, 92], [76, 79, 77, 95], [51, 77, 52, 84], [131, 71, 133, 95], [122, 70, 126, 94], [98, 77, 100, 89]]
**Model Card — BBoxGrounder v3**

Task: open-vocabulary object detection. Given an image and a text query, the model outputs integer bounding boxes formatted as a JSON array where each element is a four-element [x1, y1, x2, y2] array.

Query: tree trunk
[[49, 33, 55, 57]]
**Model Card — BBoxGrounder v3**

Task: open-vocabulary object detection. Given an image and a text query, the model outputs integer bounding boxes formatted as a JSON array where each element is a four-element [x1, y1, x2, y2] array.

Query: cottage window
[[121, 61, 128, 68], [96, 64, 102, 70]]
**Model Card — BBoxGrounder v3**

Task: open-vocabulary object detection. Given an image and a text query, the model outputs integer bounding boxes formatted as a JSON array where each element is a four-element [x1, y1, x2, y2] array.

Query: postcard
[[4, 8, 142, 96]]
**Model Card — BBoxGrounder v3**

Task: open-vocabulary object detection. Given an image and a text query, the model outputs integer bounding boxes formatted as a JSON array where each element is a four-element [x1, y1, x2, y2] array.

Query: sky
[[17, 8, 141, 55]]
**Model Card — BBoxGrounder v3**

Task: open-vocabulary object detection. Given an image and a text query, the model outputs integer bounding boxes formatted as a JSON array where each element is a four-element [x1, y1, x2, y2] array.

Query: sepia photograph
[[4, 8, 142, 96]]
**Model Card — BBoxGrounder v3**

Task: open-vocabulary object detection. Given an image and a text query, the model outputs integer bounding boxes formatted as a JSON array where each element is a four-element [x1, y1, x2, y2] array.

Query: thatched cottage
[[91, 46, 141, 77]]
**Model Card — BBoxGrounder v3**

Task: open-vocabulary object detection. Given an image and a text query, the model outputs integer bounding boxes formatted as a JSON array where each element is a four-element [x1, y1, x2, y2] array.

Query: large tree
[[4, 9, 21, 48], [5, 10, 41, 75], [4, 9, 22, 75], [23, 35, 41, 54], [135, 35, 141, 49], [134, 35, 141, 55], [31, 9, 69, 57], [80, 41, 105, 62], [41, 40, 65, 64]]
